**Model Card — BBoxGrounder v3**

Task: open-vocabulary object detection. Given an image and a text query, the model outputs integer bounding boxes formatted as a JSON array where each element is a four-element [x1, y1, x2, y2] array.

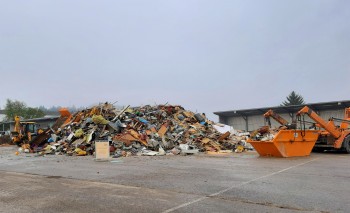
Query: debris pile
[[20, 103, 251, 157], [249, 126, 282, 141], [0, 135, 12, 146]]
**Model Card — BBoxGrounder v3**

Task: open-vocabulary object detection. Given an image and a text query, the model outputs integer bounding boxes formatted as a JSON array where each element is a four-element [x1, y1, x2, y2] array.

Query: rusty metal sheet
[[218, 131, 230, 141], [157, 124, 168, 137]]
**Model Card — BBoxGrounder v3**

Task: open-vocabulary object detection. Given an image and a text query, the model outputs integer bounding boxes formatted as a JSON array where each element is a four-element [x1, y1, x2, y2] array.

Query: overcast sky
[[0, 0, 349, 120]]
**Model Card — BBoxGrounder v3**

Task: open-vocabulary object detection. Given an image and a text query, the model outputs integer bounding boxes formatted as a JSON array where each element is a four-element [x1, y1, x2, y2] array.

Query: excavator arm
[[296, 106, 350, 149], [297, 106, 341, 138], [264, 109, 289, 126], [11, 116, 22, 145]]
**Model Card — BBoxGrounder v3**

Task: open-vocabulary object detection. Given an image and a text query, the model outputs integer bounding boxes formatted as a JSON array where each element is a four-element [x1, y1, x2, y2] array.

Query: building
[[214, 100, 350, 131], [0, 116, 59, 132], [0, 110, 6, 122]]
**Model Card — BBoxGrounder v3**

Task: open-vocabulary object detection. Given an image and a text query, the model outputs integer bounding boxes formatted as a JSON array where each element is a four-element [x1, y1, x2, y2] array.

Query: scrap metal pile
[[249, 126, 280, 142], [20, 103, 250, 156]]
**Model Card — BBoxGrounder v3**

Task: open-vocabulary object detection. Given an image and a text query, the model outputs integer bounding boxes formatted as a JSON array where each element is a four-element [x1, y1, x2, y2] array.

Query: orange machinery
[[296, 106, 350, 153], [264, 109, 289, 126], [21, 108, 73, 147], [11, 116, 42, 146], [248, 129, 319, 157], [51, 108, 72, 130], [264, 109, 296, 129], [248, 109, 319, 157]]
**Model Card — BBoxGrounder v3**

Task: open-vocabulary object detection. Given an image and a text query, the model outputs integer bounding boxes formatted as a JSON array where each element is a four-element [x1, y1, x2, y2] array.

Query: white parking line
[[162, 158, 319, 213]]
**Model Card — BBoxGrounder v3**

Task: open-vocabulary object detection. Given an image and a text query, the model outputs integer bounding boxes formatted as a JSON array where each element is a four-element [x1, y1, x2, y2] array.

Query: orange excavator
[[11, 116, 43, 146], [296, 106, 350, 153], [12, 108, 72, 146]]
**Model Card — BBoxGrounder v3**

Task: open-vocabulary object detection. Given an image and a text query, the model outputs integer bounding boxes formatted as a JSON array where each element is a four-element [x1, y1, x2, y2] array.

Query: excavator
[[11, 116, 43, 146], [296, 106, 350, 153], [11, 108, 72, 146]]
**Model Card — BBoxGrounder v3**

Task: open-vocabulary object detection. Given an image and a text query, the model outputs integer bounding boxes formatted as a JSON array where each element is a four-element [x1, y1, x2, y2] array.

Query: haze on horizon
[[1, 0, 349, 121]]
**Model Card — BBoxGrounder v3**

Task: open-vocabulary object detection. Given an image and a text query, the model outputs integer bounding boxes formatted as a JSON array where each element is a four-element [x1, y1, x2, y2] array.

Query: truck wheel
[[343, 136, 350, 154], [312, 147, 325, 153]]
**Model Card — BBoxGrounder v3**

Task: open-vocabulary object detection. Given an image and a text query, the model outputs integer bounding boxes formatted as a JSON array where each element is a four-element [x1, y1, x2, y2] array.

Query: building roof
[[214, 100, 350, 117], [22, 116, 59, 122], [0, 116, 59, 124]]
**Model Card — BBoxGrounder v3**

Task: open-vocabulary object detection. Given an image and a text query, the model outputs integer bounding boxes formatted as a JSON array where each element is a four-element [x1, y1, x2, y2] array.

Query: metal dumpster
[[248, 129, 319, 157]]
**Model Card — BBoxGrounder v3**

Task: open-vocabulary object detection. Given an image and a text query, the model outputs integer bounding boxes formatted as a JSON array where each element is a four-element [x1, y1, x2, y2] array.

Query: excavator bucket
[[248, 130, 319, 157]]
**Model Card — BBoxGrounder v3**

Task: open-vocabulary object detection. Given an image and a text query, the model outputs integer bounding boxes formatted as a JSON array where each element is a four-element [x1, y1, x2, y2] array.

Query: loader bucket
[[248, 130, 319, 157]]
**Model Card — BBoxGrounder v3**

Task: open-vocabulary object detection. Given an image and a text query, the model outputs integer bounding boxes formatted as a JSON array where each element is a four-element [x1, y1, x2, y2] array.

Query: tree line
[[1, 91, 305, 121], [1, 99, 82, 121]]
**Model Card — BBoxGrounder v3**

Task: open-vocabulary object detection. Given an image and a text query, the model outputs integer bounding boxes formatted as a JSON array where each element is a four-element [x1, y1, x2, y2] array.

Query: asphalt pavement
[[0, 146, 349, 213]]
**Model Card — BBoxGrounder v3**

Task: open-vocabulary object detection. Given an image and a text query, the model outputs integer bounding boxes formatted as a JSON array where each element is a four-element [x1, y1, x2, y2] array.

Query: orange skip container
[[248, 130, 320, 157]]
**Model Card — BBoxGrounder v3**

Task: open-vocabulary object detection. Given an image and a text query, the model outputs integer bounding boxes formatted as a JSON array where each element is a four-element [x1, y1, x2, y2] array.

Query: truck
[[296, 106, 350, 153]]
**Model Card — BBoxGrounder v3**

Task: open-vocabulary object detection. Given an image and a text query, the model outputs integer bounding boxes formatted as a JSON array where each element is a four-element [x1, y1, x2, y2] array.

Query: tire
[[342, 135, 350, 154], [312, 147, 325, 153]]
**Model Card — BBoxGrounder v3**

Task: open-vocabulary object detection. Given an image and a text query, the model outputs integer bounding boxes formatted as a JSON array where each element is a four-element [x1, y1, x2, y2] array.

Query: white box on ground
[[95, 141, 110, 160]]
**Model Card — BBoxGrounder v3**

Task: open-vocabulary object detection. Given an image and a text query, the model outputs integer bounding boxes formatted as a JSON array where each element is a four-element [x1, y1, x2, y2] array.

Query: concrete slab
[[0, 146, 349, 212]]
